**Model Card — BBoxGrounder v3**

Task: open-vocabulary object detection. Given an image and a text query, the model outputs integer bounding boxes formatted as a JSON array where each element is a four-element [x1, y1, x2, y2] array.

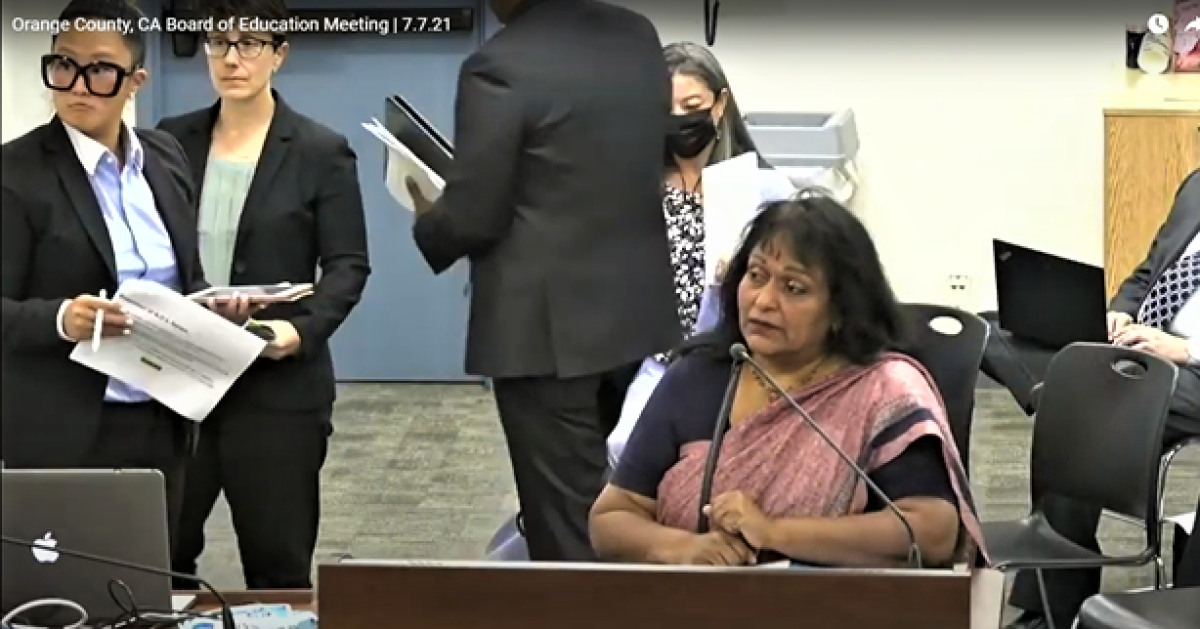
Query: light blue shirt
[[63, 122, 181, 403]]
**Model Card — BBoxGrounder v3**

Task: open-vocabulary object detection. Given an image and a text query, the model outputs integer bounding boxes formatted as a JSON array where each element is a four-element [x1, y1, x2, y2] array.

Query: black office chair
[[899, 303, 989, 474], [1029, 381, 1200, 586], [980, 343, 1179, 629], [1075, 586, 1200, 629]]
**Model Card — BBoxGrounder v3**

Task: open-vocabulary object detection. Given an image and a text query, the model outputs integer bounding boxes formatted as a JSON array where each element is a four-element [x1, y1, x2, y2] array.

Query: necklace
[[751, 355, 830, 401]]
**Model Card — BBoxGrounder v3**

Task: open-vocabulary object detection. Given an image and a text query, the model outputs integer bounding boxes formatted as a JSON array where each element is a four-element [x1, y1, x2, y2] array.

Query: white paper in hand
[[701, 152, 761, 283], [69, 279, 266, 421], [362, 118, 444, 212]]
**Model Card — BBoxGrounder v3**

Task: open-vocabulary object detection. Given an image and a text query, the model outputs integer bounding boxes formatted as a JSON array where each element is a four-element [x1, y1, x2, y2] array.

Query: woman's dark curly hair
[[683, 189, 907, 364]]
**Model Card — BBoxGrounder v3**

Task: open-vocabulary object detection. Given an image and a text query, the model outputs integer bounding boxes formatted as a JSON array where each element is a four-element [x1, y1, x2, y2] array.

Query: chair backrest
[[1031, 343, 1177, 526], [898, 304, 989, 474]]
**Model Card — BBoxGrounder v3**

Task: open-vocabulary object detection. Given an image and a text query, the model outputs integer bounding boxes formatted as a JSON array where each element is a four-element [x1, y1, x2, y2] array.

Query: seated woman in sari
[[589, 192, 987, 567]]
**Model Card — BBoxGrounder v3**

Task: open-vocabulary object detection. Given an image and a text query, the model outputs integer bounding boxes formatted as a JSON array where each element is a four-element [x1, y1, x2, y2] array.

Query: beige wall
[[616, 0, 1176, 311]]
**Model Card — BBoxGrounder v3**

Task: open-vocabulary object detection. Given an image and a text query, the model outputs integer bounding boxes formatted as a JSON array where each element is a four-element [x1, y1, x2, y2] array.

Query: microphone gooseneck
[[697, 355, 744, 534], [1, 535, 235, 628], [729, 343, 924, 569]]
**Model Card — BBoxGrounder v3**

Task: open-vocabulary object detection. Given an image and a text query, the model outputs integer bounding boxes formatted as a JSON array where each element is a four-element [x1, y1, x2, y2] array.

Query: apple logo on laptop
[[32, 532, 59, 563]]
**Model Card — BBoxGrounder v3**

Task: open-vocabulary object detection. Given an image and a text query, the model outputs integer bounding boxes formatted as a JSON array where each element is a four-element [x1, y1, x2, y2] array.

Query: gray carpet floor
[[194, 379, 1200, 603]]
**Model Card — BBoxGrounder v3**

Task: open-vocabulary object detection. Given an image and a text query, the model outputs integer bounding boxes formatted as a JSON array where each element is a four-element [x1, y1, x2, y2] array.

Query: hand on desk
[[664, 529, 757, 566], [63, 294, 130, 341], [258, 320, 302, 360], [1112, 324, 1190, 364]]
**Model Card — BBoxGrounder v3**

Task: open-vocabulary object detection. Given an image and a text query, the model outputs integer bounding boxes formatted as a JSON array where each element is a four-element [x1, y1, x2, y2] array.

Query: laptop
[[384, 95, 454, 179], [2, 469, 172, 626], [993, 238, 1109, 349]]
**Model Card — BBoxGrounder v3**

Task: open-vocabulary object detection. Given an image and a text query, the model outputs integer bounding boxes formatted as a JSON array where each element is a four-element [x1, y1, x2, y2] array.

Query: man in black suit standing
[[1006, 170, 1200, 628], [406, 0, 680, 560]]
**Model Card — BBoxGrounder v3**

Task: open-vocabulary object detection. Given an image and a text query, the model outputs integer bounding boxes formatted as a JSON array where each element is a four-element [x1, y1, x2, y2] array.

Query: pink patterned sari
[[654, 352, 988, 565]]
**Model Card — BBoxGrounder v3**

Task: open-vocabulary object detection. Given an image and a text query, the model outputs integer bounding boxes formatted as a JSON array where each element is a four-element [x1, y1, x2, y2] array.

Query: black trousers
[[85, 402, 190, 554], [171, 404, 331, 589], [492, 362, 639, 561], [1009, 416, 1200, 624]]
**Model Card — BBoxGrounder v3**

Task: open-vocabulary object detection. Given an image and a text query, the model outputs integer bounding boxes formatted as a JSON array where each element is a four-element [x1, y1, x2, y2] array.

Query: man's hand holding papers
[[361, 118, 444, 213], [69, 279, 267, 422], [405, 178, 434, 215]]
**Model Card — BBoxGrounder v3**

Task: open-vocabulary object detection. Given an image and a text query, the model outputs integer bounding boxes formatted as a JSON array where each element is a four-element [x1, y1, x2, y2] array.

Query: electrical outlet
[[945, 274, 972, 309]]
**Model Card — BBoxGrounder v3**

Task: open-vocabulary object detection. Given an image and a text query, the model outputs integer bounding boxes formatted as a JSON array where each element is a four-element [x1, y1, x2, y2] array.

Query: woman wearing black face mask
[[658, 42, 791, 357], [604, 42, 795, 467]]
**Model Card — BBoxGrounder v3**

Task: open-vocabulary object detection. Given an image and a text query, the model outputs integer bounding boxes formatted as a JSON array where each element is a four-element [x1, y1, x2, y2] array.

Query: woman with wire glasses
[[158, 0, 369, 590], [0, 0, 250, 562]]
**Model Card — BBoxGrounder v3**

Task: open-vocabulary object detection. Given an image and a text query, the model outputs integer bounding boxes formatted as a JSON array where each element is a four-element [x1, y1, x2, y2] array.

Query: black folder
[[383, 95, 454, 180]]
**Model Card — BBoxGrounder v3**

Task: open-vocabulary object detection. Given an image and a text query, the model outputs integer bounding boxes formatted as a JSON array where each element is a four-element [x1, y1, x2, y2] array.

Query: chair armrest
[[1029, 382, 1043, 412]]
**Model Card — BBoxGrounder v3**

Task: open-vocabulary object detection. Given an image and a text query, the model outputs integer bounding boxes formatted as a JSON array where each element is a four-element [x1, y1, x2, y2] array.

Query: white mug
[[1139, 31, 1172, 74]]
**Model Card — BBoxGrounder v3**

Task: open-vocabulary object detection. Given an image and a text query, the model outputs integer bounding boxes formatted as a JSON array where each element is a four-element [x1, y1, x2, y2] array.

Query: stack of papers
[[362, 117, 444, 212]]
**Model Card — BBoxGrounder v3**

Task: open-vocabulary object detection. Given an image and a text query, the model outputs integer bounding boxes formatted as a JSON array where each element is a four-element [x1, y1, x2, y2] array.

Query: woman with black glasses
[[158, 0, 370, 589], [0, 0, 249, 553]]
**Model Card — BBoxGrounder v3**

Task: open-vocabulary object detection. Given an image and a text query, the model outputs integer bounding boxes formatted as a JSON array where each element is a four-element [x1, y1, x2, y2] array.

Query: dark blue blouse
[[610, 351, 958, 513]]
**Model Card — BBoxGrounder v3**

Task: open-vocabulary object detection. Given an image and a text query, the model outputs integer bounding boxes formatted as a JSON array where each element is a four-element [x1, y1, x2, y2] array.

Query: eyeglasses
[[204, 37, 275, 59], [41, 54, 134, 98]]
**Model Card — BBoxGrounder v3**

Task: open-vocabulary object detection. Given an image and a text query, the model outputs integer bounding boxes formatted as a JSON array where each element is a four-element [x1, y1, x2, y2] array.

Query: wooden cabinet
[[1103, 71, 1200, 297]]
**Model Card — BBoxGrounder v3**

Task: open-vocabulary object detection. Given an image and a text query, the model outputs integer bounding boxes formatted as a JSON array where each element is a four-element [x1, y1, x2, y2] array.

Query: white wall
[[618, 0, 1177, 311], [2, 0, 136, 144]]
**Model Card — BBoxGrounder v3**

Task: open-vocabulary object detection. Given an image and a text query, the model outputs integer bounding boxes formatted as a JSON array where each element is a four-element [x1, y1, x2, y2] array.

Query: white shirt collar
[[61, 120, 144, 176]]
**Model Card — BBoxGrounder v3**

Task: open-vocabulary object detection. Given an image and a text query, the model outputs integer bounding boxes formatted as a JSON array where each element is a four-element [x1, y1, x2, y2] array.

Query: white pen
[[92, 288, 106, 352]]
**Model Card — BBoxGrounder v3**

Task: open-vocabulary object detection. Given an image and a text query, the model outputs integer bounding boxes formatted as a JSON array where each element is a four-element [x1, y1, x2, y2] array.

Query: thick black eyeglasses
[[204, 37, 276, 59], [41, 54, 134, 98]]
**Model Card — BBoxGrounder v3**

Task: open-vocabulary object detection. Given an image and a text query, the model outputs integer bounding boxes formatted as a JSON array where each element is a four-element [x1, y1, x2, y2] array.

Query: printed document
[[69, 279, 266, 421], [362, 118, 444, 212], [702, 152, 761, 283]]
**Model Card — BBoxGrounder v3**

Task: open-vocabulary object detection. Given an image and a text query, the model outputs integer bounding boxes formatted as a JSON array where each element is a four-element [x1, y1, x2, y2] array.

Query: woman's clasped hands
[[662, 490, 772, 566]]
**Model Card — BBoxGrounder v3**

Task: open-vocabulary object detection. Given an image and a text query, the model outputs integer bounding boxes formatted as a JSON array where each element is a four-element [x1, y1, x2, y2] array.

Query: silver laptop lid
[[2, 469, 172, 626]]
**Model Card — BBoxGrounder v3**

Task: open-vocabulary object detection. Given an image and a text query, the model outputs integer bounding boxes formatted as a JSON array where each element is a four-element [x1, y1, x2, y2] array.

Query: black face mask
[[667, 109, 717, 159]]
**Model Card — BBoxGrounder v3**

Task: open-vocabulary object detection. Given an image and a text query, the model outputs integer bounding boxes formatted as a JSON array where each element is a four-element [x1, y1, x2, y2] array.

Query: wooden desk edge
[[1104, 106, 1200, 116], [177, 589, 315, 613]]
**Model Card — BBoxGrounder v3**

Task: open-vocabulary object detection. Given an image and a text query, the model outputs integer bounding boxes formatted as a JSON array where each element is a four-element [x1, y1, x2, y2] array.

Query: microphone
[[697, 354, 744, 534], [729, 343, 924, 569], [1, 535, 235, 628]]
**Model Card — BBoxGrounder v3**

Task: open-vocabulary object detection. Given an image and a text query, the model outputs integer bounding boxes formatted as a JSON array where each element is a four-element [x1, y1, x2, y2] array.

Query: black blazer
[[1, 119, 206, 467], [1111, 169, 1200, 421], [413, 0, 681, 379], [157, 94, 370, 414]]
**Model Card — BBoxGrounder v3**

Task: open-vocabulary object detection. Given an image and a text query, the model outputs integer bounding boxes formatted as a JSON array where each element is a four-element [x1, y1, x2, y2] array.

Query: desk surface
[[180, 589, 315, 613], [1104, 69, 1200, 115]]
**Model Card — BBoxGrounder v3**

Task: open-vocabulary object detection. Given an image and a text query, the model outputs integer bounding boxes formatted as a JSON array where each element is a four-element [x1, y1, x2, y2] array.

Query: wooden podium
[[316, 560, 1005, 628]]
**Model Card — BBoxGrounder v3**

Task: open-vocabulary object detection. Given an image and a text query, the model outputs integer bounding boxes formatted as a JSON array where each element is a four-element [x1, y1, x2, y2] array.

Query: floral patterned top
[[655, 184, 706, 363]]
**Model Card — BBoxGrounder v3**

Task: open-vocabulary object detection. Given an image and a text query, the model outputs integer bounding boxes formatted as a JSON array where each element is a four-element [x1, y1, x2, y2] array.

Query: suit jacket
[[1, 119, 206, 466], [157, 93, 370, 414], [1111, 169, 1200, 421], [412, 0, 680, 379]]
